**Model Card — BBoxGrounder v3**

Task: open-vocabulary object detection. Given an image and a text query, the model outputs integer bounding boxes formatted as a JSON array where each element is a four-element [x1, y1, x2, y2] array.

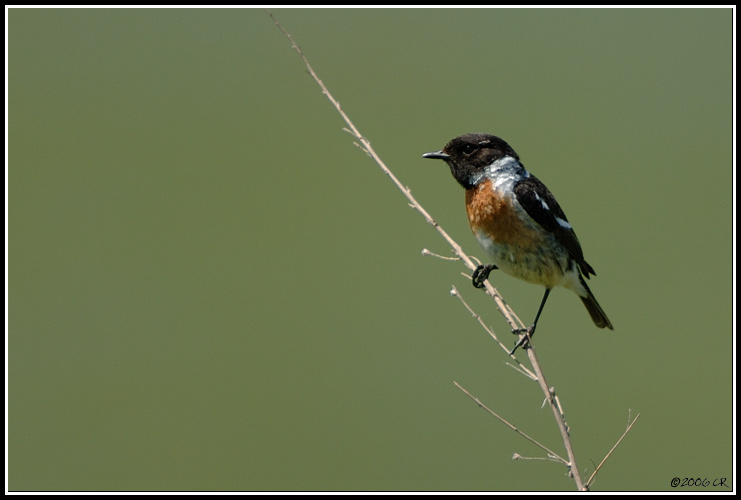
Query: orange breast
[[465, 178, 540, 248]]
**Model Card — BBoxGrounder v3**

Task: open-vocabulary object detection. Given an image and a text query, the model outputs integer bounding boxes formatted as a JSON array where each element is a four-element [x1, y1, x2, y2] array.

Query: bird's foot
[[509, 325, 535, 355], [472, 264, 497, 289]]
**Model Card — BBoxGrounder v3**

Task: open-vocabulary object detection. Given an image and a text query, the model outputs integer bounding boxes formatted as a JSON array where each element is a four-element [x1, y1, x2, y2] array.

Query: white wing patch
[[556, 217, 572, 229], [532, 191, 572, 230], [533, 192, 550, 211]]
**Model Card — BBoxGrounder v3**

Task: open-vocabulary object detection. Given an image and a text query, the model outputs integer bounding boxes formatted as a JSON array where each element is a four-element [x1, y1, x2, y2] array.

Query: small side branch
[[450, 286, 536, 381], [584, 413, 642, 489], [454, 382, 567, 465]]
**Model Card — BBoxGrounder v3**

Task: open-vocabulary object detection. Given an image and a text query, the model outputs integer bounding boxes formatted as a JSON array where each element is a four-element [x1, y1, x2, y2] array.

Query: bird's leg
[[510, 288, 551, 355], [472, 264, 498, 289]]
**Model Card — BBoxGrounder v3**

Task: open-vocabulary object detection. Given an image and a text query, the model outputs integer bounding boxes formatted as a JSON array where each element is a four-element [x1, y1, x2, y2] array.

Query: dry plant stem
[[527, 347, 585, 490], [268, 11, 605, 491], [452, 284, 584, 488], [266, 10, 523, 330]]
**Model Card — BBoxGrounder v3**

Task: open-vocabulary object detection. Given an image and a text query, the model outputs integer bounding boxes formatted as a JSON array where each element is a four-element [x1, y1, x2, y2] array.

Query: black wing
[[513, 175, 596, 277]]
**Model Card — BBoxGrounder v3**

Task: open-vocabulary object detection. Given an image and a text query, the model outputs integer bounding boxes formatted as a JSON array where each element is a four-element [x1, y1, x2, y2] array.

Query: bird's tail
[[579, 277, 613, 330]]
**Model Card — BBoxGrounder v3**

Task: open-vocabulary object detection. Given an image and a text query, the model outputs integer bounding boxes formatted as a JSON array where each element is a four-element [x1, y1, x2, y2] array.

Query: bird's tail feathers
[[578, 277, 613, 330]]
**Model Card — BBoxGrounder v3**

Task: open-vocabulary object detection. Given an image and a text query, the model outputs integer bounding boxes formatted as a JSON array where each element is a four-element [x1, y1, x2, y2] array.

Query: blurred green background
[[9, 8, 732, 492]]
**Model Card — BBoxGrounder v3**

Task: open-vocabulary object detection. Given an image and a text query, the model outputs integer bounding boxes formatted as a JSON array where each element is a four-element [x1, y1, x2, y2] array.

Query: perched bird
[[423, 133, 612, 352]]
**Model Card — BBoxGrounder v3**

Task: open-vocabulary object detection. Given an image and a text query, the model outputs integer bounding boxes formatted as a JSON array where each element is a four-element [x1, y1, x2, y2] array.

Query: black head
[[423, 133, 520, 189]]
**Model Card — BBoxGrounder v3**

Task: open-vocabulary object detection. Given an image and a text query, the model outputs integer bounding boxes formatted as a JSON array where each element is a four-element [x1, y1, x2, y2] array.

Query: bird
[[423, 133, 612, 352]]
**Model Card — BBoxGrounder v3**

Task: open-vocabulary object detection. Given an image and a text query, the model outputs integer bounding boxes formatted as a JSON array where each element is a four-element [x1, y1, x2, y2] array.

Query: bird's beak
[[422, 151, 450, 160]]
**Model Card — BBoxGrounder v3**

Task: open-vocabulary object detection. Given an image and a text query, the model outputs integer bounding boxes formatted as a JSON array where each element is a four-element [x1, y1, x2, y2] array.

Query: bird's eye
[[462, 144, 476, 155]]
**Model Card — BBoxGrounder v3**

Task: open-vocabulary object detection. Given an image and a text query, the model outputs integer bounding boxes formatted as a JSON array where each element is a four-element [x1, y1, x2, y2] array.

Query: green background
[[9, 8, 733, 492]]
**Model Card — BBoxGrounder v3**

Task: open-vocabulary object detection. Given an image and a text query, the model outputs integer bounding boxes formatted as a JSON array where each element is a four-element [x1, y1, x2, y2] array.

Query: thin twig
[[584, 413, 642, 489], [421, 248, 460, 261], [450, 286, 536, 381]]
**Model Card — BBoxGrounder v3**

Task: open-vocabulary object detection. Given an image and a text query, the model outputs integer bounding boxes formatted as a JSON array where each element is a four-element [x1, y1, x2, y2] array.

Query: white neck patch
[[473, 155, 527, 191]]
